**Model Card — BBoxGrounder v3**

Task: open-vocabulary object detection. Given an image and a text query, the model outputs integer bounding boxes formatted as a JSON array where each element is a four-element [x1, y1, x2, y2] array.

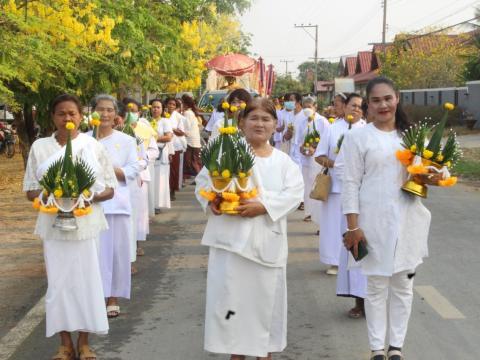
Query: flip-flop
[[78, 345, 97, 360], [106, 305, 120, 318], [51, 345, 75, 360], [348, 306, 365, 319]]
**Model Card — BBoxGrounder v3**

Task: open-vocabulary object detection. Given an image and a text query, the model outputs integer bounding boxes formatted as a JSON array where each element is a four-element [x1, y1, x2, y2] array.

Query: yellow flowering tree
[[380, 31, 476, 89]]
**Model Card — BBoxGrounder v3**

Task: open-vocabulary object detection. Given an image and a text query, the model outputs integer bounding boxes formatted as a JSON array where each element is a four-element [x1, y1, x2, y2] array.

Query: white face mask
[[303, 108, 314, 118]]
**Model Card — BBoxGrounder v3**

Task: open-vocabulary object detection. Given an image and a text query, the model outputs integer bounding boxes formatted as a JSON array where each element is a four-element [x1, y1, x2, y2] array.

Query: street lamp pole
[[294, 24, 319, 95]]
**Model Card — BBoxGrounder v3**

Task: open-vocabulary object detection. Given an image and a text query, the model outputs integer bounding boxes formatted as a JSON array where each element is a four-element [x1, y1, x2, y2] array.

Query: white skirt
[[205, 248, 287, 357], [137, 181, 150, 241], [147, 162, 156, 217], [337, 246, 367, 298], [99, 214, 131, 299], [43, 237, 108, 337], [154, 160, 171, 209], [318, 193, 342, 266], [302, 162, 323, 220]]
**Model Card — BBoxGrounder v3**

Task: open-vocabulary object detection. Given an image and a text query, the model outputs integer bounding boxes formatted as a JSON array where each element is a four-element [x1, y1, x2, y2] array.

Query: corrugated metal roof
[[345, 57, 357, 76], [356, 51, 372, 73]]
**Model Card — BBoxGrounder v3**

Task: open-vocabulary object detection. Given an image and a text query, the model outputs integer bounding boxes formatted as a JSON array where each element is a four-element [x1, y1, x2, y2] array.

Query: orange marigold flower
[[396, 149, 414, 166], [438, 176, 457, 187], [407, 164, 428, 175], [32, 198, 41, 210]]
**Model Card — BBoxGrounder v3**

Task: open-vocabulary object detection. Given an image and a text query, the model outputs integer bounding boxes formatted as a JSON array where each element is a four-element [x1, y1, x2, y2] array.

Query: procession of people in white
[[23, 76, 431, 360]]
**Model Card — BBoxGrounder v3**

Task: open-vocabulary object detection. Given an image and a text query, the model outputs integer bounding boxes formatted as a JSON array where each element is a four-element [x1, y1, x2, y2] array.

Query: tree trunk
[[13, 104, 36, 169]]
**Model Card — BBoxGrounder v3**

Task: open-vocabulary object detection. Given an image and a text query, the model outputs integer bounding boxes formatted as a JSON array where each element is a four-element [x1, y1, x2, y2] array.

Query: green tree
[[462, 7, 480, 81], [297, 60, 338, 92], [272, 75, 309, 98], [0, 0, 251, 164]]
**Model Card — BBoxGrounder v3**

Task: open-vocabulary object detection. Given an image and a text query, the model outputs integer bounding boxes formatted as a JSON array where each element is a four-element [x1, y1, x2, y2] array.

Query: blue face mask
[[284, 101, 295, 111]]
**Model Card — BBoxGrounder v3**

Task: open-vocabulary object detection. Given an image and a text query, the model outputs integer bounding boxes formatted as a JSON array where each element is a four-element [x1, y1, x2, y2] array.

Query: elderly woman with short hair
[[90, 94, 141, 319]]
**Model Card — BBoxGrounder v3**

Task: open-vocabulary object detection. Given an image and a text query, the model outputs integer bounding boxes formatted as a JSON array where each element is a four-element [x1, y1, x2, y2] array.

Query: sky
[[240, 0, 479, 77]]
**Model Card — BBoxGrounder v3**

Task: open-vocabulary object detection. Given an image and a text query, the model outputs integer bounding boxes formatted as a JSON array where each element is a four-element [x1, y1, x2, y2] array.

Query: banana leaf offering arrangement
[[395, 102, 462, 198], [199, 101, 258, 215], [33, 122, 96, 231]]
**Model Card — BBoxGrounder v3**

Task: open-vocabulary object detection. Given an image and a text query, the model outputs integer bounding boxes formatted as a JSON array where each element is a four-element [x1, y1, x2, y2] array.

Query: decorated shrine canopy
[[206, 53, 257, 77]]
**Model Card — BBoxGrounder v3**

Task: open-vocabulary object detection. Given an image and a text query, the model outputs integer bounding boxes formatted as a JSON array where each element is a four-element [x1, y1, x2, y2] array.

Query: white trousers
[[365, 270, 415, 350]]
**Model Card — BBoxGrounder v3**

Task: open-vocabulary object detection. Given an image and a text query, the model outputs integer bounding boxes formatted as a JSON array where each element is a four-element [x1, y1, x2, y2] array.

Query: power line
[[280, 60, 294, 76], [294, 24, 319, 94]]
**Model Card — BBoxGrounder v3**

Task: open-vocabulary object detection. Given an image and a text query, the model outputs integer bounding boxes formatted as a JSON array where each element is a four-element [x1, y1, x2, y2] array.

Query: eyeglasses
[[95, 107, 115, 113]]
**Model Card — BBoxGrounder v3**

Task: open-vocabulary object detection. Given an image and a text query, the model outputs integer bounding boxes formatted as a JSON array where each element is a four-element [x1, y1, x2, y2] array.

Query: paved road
[[456, 133, 480, 148], [4, 184, 480, 360]]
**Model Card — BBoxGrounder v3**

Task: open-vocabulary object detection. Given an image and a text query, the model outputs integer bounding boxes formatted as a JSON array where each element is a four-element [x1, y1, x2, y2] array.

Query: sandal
[[303, 215, 312, 222], [387, 349, 404, 360], [136, 247, 145, 256], [51, 345, 75, 360], [78, 345, 97, 360], [298, 202, 304, 210], [370, 350, 386, 360], [348, 306, 365, 319], [106, 305, 120, 318]]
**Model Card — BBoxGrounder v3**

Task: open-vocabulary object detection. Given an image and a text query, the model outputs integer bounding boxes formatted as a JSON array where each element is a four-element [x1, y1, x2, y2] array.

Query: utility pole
[[295, 24, 319, 95], [280, 60, 293, 76], [382, 0, 387, 46]]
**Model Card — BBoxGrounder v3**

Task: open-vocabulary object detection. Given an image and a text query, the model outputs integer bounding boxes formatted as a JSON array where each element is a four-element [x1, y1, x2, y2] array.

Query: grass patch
[[454, 148, 480, 180]]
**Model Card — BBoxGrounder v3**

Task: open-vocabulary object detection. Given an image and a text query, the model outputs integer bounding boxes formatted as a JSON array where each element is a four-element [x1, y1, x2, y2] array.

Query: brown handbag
[[309, 167, 331, 201]]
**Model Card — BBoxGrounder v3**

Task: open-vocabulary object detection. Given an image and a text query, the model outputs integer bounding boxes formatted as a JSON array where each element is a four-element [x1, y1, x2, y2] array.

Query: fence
[[400, 81, 480, 128]]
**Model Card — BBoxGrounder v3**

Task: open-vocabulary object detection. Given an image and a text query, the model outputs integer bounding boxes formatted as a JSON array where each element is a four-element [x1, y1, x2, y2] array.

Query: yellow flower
[[142, 105, 149, 111], [90, 119, 101, 127], [445, 161, 452, 168], [230, 105, 238, 112], [91, 111, 100, 120], [211, 170, 219, 177], [53, 188, 63, 198], [422, 149, 434, 159], [315, 137, 320, 142], [410, 145, 417, 153], [73, 208, 86, 217], [222, 102, 230, 110], [328, 117, 335, 124], [444, 102, 454, 111], [222, 192, 240, 202], [240, 102, 247, 109], [436, 154, 444, 162], [164, 112, 171, 118], [65, 122, 75, 130], [127, 103, 135, 110], [221, 169, 231, 179], [346, 114, 354, 122], [238, 172, 246, 178], [199, 189, 216, 202]]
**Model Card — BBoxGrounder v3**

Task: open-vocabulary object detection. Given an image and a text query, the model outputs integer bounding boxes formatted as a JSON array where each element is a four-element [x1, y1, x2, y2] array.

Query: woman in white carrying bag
[[314, 93, 366, 275], [342, 77, 431, 360], [195, 98, 304, 360]]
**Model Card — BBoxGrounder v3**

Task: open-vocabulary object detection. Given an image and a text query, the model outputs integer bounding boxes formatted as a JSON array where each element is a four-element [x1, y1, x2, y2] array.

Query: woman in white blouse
[[181, 94, 202, 178], [314, 94, 366, 276], [195, 98, 304, 360], [91, 94, 140, 319], [151, 99, 173, 211], [341, 77, 431, 360], [23, 94, 116, 360]]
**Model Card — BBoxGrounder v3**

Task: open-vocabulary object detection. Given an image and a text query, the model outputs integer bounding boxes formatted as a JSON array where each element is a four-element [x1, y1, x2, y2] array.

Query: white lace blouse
[[23, 133, 117, 241]]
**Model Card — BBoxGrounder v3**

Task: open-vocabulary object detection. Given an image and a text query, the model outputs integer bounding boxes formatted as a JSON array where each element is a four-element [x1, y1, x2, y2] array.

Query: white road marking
[[415, 285, 465, 319], [0, 296, 45, 360]]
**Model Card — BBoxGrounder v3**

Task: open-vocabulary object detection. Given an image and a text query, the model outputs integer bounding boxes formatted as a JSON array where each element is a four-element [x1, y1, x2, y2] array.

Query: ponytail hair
[[366, 76, 410, 132]]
